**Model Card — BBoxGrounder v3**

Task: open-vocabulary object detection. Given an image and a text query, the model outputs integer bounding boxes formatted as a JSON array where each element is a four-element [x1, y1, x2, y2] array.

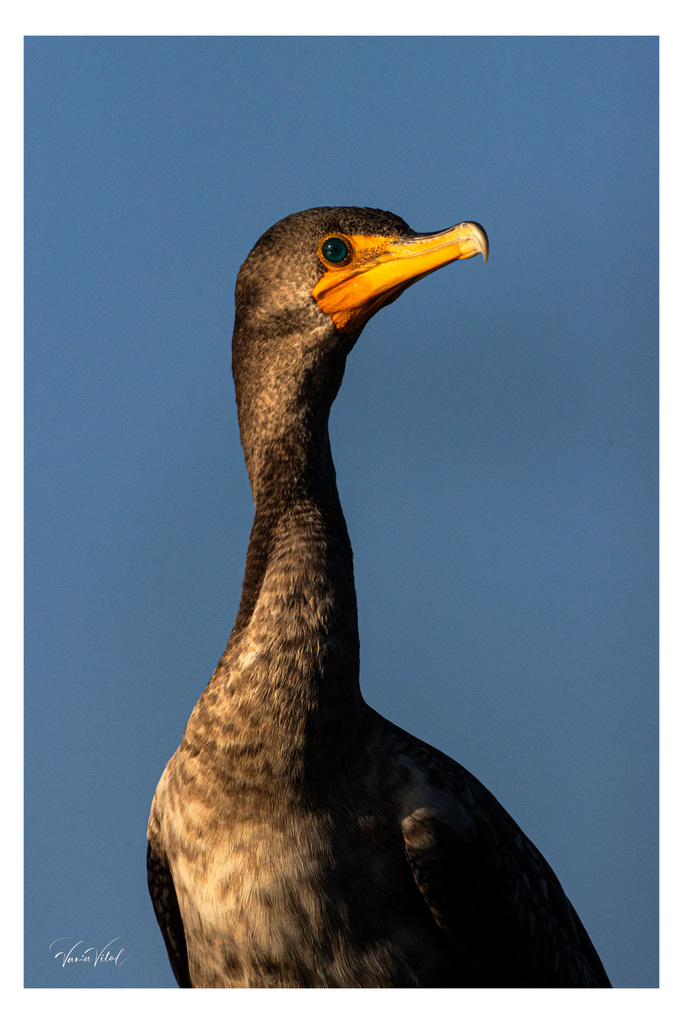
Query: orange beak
[[311, 221, 488, 334]]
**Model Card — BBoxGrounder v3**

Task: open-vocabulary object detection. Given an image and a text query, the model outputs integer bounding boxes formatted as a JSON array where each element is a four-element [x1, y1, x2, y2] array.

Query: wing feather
[[383, 718, 611, 987], [146, 823, 192, 988]]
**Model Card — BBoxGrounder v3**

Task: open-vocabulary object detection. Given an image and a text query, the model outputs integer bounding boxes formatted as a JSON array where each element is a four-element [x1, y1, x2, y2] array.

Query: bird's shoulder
[[364, 710, 610, 986]]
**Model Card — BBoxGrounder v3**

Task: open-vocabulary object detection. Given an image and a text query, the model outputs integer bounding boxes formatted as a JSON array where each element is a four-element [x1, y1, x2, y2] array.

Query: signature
[[49, 936, 129, 967]]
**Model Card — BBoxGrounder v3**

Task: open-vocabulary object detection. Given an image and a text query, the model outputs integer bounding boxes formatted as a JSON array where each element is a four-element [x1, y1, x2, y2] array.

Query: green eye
[[321, 237, 350, 264]]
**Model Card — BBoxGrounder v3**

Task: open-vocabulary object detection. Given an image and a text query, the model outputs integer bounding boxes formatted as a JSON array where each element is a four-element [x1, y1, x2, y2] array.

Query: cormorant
[[147, 206, 611, 988]]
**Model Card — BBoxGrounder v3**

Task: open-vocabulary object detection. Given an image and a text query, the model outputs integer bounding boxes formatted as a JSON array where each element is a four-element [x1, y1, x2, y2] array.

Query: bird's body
[[148, 207, 610, 988]]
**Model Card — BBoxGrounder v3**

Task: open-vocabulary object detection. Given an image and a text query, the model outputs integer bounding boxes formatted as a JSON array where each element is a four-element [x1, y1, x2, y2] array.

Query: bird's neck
[[202, 418, 365, 780]]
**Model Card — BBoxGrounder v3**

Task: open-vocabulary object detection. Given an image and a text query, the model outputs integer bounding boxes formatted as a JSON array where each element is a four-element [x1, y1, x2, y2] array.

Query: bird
[[147, 206, 611, 988]]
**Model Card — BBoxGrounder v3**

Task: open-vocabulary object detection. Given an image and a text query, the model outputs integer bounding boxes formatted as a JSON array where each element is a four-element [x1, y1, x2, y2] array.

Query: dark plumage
[[147, 206, 611, 988]]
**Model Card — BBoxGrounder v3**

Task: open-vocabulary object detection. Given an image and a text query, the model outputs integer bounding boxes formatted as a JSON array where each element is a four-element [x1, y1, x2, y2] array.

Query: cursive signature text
[[49, 936, 129, 968]]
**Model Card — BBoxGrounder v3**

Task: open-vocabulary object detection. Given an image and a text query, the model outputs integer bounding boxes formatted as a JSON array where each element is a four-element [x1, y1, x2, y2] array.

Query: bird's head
[[232, 207, 488, 458]]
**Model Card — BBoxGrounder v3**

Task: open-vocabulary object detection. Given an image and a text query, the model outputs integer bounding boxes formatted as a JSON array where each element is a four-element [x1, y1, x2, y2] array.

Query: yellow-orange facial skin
[[311, 222, 489, 334]]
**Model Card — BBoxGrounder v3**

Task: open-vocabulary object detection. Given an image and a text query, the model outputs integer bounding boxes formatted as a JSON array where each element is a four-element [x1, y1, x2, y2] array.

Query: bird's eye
[[320, 237, 350, 264]]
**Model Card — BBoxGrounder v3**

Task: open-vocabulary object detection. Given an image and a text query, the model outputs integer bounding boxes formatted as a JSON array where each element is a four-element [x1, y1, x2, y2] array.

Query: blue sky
[[24, 36, 657, 989]]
